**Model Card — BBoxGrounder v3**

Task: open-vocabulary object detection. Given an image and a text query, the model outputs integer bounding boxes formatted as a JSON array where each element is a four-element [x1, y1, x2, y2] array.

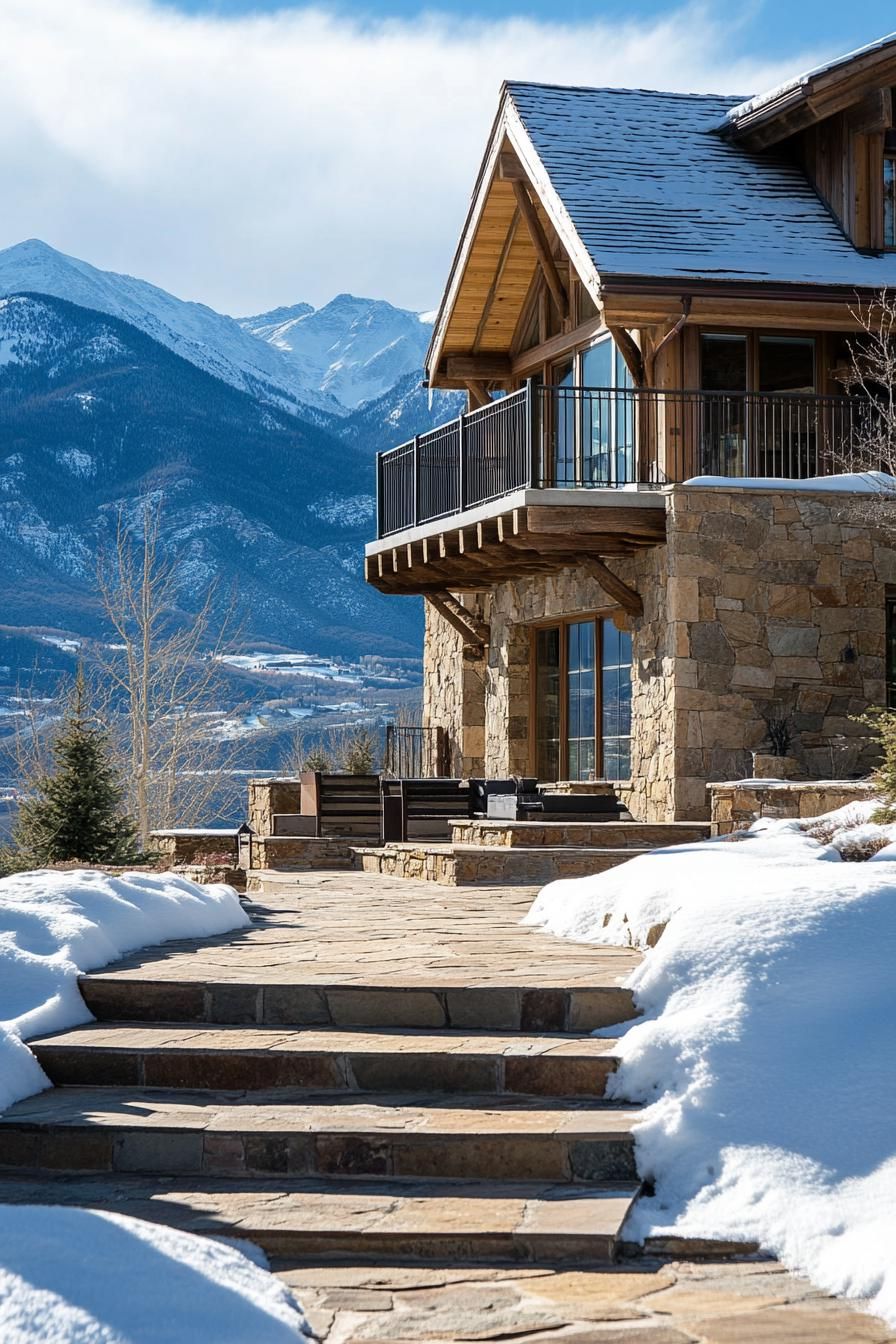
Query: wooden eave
[[364, 500, 666, 596], [598, 276, 877, 331], [722, 37, 896, 150], [426, 90, 604, 389]]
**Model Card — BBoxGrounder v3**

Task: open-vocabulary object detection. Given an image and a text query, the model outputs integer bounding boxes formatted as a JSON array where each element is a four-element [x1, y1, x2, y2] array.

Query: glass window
[[701, 334, 748, 391], [552, 358, 576, 487], [758, 337, 815, 394], [601, 620, 632, 781], [699, 334, 748, 476], [535, 627, 561, 781], [885, 155, 896, 250], [567, 620, 596, 781]]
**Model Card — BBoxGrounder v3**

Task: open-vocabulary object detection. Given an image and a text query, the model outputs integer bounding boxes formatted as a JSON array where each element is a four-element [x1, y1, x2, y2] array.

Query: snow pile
[[0, 1206, 309, 1342], [0, 869, 249, 1110], [525, 807, 896, 1324], [685, 471, 896, 494]]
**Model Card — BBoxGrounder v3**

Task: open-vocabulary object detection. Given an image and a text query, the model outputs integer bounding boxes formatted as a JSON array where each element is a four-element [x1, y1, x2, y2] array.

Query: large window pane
[[601, 620, 632, 781], [535, 627, 561, 781], [552, 358, 576, 486], [885, 156, 896, 249], [566, 620, 596, 782], [758, 337, 815, 394], [700, 334, 748, 476]]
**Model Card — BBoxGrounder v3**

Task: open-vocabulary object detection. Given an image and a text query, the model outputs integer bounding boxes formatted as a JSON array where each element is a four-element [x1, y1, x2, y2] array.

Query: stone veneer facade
[[422, 484, 893, 821]]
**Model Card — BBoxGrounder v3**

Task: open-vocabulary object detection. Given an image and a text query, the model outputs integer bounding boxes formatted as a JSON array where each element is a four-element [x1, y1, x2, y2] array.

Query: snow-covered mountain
[[0, 239, 346, 418], [0, 240, 440, 419], [240, 294, 436, 411], [0, 292, 419, 656]]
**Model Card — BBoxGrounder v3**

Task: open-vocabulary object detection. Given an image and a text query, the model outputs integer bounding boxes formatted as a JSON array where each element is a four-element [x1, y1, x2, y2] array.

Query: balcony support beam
[[578, 557, 643, 618], [465, 380, 490, 410], [606, 325, 646, 387], [427, 593, 490, 650], [511, 179, 568, 321]]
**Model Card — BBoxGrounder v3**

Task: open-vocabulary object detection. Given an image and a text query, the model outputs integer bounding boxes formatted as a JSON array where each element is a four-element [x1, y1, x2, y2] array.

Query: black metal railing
[[383, 724, 450, 779], [375, 382, 868, 538]]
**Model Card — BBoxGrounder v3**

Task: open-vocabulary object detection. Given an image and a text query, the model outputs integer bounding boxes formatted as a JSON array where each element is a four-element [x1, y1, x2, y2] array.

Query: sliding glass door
[[533, 616, 632, 782], [549, 336, 634, 488]]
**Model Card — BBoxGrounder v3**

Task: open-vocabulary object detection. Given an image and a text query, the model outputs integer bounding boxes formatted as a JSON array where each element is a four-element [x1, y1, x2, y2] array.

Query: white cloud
[[0, 0, 822, 313]]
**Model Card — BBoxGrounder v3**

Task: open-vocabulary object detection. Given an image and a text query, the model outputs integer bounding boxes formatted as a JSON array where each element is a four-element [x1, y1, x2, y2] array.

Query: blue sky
[[1, 0, 893, 312], [164, 0, 894, 64]]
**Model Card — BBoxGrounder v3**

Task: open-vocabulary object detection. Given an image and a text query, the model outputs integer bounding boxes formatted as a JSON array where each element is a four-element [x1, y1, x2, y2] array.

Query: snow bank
[[0, 1205, 309, 1342], [684, 470, 896, 494], [525, 812, 896, 1324], [0, 869, 249, 1110]]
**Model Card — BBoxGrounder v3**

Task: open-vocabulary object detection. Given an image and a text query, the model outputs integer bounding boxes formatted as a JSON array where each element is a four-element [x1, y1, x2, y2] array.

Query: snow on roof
[[724, 30, 896, 126], [684, 471, 896, 493], [506, 82, 896, 289]]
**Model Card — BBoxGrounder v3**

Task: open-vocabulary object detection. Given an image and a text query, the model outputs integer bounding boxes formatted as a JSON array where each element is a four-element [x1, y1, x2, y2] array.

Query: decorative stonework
[[709, 779, 877, 835], [422, 485, 892, 822]]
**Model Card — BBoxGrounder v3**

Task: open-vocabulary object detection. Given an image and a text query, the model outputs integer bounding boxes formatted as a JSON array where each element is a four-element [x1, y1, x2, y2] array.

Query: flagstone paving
[[0, 870, 891, 1340], [276, 1257, 896, 1343]]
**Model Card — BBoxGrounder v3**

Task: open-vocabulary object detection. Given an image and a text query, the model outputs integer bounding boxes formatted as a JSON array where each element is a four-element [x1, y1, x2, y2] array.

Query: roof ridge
[[505, 79, 747, 102]]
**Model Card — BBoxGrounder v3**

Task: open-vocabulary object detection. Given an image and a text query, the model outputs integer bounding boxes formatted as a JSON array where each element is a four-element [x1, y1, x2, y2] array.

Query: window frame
[[884, 148, 896, 252], [528, 612, 633, 782]]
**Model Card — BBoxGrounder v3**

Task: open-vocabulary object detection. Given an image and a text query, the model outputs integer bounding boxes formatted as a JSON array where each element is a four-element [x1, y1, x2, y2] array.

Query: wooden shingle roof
[[505, 80, 896, 289]]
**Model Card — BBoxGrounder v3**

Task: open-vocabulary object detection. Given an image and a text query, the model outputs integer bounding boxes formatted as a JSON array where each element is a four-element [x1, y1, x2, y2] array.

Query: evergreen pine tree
[[13, 668, 142, 866]]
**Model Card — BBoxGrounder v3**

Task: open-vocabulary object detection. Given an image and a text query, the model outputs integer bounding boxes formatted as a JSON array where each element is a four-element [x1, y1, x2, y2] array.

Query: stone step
[[355, 843, 655, 886], [449, 820, 712, 849], [30, 1023, 622, 1098], [0, 1088, 640, 1182], [79, 976, 638, 1033], [0, 1171, 641, 1264]]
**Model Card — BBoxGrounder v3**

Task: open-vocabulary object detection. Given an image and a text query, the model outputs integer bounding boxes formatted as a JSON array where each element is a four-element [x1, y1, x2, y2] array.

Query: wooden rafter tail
[[578, 557, 643, 617], [606, 325, 646, 387], [427, 593, 490, 650], [510, 179, 568, 320]]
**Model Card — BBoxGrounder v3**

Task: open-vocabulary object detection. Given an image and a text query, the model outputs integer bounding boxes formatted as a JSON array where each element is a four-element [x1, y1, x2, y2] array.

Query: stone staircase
[[353, 819, 712, 886], [0, 878, 645, 1265]]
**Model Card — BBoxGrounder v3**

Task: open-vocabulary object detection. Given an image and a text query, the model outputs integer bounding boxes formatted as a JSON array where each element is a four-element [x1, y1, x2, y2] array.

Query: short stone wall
[[247, 778, 303, 836], [150, 829, 239, 865], [708, 778, 877, 835], [249, 834, 356, 871]]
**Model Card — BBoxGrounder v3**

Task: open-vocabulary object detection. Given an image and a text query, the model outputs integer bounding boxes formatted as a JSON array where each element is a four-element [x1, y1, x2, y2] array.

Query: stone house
[[364, 35, 896, 821]]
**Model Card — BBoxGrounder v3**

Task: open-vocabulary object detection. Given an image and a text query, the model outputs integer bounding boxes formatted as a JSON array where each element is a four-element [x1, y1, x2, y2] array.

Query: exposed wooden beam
[[497, 150, 528, 181], [473, 206, 521, 353], [446, 354, 512, 381], [511, 179, 569, 321], [578, 557, 643, 617], [464, 379, 490, 410], [427, 593, 490, 649], [606, 325, 645, 387]]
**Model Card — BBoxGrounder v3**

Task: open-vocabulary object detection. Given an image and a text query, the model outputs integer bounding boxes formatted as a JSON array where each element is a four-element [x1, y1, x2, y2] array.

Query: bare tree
[[839, 291, 896, 479], [94, 503, 243, 847]]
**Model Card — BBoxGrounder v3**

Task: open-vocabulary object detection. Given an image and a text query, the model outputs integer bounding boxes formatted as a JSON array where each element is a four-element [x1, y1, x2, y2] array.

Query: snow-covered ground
[[0, 869, 249, 1110], [525, 802, 896, 1325], [0, 1206, 309, 1342]]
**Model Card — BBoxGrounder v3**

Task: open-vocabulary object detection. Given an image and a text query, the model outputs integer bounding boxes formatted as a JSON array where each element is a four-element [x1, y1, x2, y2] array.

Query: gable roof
[[722, 30, 896, 145], [504, 80, 896, 291]]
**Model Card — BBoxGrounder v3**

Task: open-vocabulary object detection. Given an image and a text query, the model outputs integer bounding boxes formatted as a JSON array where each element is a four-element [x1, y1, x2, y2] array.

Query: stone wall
[[709, 779, 877, 835], [150, 830, 239, 865], [662, 485, 890, 816], [422, 598, 487, 776], [421, 485, 892, 822], [247, 778, 302, 836]]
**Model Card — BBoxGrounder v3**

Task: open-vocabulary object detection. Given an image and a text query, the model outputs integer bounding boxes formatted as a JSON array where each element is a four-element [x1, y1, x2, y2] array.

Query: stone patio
[[0, 870, 890, 1340]]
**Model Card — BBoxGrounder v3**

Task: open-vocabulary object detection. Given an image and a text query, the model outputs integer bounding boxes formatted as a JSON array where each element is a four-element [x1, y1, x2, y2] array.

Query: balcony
[[367, 382, 866, 595], [375, 382, 864, 538]]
